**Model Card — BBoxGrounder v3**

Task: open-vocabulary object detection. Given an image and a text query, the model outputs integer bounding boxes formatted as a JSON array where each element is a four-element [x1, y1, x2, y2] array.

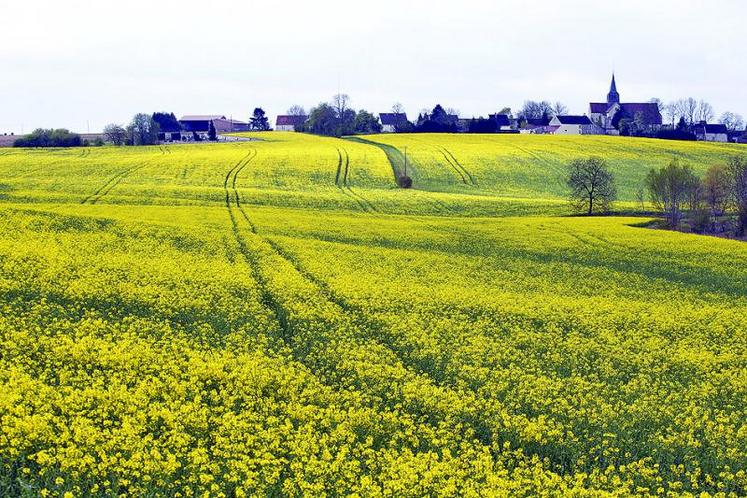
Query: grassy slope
[[0, 133, 745, 496], [362, 133, 747, 199]]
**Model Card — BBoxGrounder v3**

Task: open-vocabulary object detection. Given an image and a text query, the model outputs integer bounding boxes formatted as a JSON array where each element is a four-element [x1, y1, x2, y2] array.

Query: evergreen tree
[[250, 108, 270, 131]]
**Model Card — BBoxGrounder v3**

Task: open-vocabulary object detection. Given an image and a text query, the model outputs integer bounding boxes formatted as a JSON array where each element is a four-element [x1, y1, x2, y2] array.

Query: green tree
[[250, 108, 270, 131], [646, 159, 699, 227], [354, 110, 381, 134], [304, 103, 338, 136], [726, 156, 747, 235], [128, 113, 160, 146]]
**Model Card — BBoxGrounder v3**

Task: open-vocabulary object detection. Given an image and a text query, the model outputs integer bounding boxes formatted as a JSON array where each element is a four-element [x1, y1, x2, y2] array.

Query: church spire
[[607, 73, 620, 105]]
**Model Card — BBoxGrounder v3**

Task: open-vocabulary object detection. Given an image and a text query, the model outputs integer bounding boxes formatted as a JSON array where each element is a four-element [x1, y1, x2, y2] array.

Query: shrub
[[14, 128, 82, 147]]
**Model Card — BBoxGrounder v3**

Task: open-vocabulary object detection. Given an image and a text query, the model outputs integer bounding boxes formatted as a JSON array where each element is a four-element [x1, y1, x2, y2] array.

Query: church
[[589, 75, 662, 135]]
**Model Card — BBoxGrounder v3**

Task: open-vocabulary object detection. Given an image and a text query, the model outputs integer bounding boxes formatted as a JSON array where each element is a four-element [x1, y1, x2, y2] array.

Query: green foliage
[[208, 120, 217, 141], [645, 159, 699, 226], [13, 128, 82, 147], [250, 107, 270, 131], [128, 113, 160, 146], [354, 109, 382, 134], [151, 112, 181, 132]]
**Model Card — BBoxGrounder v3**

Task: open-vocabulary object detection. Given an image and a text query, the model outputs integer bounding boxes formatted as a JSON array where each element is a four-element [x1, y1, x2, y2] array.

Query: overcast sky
[[1, 0, 744, 133]]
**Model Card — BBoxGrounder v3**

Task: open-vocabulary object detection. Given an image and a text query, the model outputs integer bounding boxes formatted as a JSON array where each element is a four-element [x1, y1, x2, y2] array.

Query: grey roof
[[555, 115, 593, 125], [180, 115, 226, 121], [379, 113, 408, 126], [694, 123, 728, 134], [488, 114, 511, 126]]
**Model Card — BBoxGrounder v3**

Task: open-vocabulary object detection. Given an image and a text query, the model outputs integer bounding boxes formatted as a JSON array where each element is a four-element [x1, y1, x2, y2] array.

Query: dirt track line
[[231, 148, 258, 207], [439, 146, 475, 185], [436, 147, 468, 185], [81, 164, 143, 204], [334, 147, 378, 213], [342, 148, 350, 186], [334, 149, 343, 185]]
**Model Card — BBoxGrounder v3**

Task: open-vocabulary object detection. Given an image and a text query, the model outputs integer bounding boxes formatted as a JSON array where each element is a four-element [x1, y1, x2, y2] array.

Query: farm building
[[692, 122, 729, 142], [379, 113, 409, 133], [549, 115, 598, 135], [519, 116, 552, 134], [589, 74, 662, 135], [275, 115, 307, 132], [488, 114, 513, 131], [179, 115, 249, 139]]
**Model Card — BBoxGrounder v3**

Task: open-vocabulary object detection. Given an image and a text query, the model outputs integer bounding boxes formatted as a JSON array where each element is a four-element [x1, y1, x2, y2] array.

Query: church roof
[[588, 102, 662, 125], [590, 102, 609, 113], [619, 103, 662, 125]]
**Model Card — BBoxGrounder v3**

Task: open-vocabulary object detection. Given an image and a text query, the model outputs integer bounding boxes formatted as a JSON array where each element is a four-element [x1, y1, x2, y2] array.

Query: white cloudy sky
[[0, 0, 744, 133]]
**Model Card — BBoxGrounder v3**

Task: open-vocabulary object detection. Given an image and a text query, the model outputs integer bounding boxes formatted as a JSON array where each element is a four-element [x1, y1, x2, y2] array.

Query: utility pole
[[404, 146, 407, 177]]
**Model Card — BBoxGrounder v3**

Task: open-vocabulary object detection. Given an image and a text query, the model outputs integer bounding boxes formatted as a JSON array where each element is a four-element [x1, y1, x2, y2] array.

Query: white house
[[275, 115, 307, 132], [379, 113, 408, 133], [692, 122, 728, 143], [549, 115, 598, 135]]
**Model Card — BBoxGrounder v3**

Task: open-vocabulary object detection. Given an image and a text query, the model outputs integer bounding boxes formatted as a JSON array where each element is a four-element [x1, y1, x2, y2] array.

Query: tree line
[[566, 156, 747, 237]]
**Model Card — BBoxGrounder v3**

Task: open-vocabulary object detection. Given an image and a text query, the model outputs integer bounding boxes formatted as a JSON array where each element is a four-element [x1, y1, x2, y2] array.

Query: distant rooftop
[[180, 115, 226, 122], [555, 115, 592, 125]]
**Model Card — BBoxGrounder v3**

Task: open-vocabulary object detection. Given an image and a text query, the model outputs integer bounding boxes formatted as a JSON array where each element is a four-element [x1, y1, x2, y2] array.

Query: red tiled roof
[[276, 115, 307, 126]]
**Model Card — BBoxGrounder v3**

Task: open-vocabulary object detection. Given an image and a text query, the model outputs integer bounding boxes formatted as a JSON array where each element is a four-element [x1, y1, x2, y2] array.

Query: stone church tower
[[607, 74, 620, 105]]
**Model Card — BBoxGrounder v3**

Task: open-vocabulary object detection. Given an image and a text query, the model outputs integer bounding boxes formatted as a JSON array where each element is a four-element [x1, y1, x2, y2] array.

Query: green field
[[0, 133, 745, 497]]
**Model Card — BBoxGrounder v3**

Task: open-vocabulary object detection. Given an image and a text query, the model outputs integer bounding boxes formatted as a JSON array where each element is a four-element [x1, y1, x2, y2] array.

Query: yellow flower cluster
[[0, 133, 745, 496]]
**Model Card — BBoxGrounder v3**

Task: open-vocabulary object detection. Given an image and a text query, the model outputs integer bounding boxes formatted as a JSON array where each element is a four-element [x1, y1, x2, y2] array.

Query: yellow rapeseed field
[[0, 132, 745, 496]]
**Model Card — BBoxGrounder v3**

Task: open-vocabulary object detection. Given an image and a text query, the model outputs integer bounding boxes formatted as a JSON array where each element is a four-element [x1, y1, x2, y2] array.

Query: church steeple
[[607, 73, 620, 105]]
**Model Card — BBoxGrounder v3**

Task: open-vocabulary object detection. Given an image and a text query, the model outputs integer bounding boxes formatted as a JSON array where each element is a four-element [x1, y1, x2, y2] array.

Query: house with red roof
[[589, 74, 662, 135], [275, 115, 307, 132]]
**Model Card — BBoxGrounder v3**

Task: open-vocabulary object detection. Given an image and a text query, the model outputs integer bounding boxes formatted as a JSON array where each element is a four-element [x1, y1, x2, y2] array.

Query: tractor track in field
[[222, 151, 602, 471], [226, 168, 505, 452], [335, 147, 378, 213], [222, 149, 293, 342], [81, 163, 145, 204], [438, 146, 476, 186]]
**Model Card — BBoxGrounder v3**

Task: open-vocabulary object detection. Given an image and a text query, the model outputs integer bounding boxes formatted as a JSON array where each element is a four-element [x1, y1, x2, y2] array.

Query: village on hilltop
[[2, 74, 744, 147]]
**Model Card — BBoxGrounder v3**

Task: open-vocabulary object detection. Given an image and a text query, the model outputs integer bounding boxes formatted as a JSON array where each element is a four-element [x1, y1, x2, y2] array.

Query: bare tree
[[391, 102, 405, 114], [719, 112, 744, 132], [332, 94, 350, 117], [649, 98, 665, 114], [287, 105, 306, 116], [445, 107, 460, 117], [683, 97, 698, 125], [566, 157, 617, 215], [696, 100, 715, 123], [665, 102, 679, 126], [103, 123, 127, 146], [519, 100, 554, 119], [552, 101, 569, 116]]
